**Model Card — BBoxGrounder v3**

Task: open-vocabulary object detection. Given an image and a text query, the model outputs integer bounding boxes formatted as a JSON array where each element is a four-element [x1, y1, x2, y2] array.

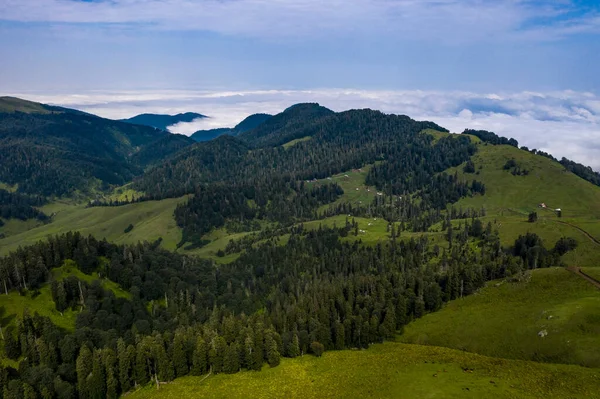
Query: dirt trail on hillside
[[567, 267, 600, 290], [553, 220, 600, 246]]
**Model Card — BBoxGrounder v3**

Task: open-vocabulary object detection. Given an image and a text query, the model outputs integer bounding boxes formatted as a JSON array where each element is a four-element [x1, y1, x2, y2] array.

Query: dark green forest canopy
[[134, 107, 455, 197], [0, 109, 194, 197], [133, 107, 477, 247]]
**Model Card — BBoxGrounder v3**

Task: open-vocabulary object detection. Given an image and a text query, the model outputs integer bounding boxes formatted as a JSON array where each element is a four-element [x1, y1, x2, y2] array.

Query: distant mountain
[[237, 103, 334, 147], [190, 113, 272, 142], [121, 112, 206, 130], [0, 97, 194, 197], [190, 128, 234, 142], [233, 113, 272, 133]]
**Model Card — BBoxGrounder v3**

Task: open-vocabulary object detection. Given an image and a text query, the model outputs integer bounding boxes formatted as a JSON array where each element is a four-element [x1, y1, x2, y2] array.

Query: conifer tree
[[76, 345, 92, 398], [191, 337, 208, 375], [223, 343, 240, 373], [288, 333, 300, 358]]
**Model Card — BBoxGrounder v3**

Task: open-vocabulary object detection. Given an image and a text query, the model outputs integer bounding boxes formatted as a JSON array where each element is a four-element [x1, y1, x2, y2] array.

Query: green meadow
[[0, 196, 187, 256], [130, 341, 600, 399], [400, 268, 600, 368]]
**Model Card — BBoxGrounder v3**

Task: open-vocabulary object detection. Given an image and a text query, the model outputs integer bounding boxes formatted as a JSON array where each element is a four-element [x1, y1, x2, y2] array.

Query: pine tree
[[134, 342, 149, 386], [223, 343, 240, 373], [90, 350, 107, 399], [172, 333, 188, 377], [288, 333, 300, 358], [334, 321, 345, 350], [76, 345, 92, 398], [23, 383, 36, 399], [209, 336, 226, 374], [103, 349, 119, 399], [155, 339, 174, 382], [116, 339, 132, 393], [191, 337, 208, 375], [265, 334, 280, 367]]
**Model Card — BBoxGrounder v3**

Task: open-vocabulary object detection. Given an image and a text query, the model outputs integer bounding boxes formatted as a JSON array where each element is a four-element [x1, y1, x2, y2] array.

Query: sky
[[1, 0, 600, 169]]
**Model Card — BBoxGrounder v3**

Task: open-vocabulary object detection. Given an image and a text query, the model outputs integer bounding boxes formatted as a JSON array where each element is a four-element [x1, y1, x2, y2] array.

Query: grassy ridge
[[400, 268, 600, 368], [0, 197, 187, 256], [130, 342, 600, 399], [443, 142, 600, 266]]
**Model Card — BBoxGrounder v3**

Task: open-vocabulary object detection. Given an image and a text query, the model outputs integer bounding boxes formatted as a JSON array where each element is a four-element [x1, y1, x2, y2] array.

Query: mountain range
[[1, 95, 599, 399]]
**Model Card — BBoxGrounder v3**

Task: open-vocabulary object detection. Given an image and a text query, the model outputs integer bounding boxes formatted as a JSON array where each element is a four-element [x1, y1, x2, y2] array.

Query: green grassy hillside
[[130, 342, 600, 399], [446, 142, 600, 266], [400, 268, 600, 368], [0, 197, 187, 256]]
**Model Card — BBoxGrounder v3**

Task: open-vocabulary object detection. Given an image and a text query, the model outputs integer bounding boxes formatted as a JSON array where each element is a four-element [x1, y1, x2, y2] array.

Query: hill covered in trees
[[0, 97, 194, 197], [190, 113, 272, 142], [120, 112, 206, 130]]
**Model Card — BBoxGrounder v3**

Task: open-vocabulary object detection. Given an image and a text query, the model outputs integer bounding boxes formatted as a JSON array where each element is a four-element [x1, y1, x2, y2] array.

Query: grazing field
[[130, 341, 600, 399], [0, 197, 187, 256], [303, 214, 446, 247], [400, 268, 600, 368], [310, 166, 377, 212], [282, 136, 312, 149], [445, 142, 600, 266]]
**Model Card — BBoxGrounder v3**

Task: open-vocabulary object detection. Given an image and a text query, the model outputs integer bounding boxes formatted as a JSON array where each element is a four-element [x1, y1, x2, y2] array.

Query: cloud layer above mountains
[[12, 88, 600, 171]]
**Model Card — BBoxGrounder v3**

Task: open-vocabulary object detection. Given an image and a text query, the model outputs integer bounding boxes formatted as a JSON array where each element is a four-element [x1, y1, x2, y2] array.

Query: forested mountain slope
[[120, 112, 206, 130], [2, 101, 600, 399], [190, 113, 272, 142], [134, 105, 482, 247], [0, 97, 194, 197]]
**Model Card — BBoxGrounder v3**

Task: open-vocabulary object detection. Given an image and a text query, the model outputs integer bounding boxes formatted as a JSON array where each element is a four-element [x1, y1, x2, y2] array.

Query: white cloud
[[6, 88, 600, 170], [0, 0, 598, 42]]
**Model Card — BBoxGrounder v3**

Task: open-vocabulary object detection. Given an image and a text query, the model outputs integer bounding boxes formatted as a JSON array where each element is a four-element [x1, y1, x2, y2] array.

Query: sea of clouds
[[10, 88, 600, 170]]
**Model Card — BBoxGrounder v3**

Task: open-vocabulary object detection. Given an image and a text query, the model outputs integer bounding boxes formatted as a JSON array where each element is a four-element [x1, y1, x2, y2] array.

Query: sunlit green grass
[[130, 341, 600, 399], [0, 197, 187, 256], [282, 136, 311, 149], [444, 143, 600, 266], [400, 268, 600, 368]]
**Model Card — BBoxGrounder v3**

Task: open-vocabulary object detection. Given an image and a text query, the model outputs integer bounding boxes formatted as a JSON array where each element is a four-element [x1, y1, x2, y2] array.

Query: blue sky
[[1, 0, 599, 92], [1, 1, 600, 168]]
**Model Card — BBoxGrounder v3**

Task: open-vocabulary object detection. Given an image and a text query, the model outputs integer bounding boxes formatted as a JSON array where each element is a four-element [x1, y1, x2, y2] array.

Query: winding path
[[567, 266, 600, 290], [553, 220, 600, 246]]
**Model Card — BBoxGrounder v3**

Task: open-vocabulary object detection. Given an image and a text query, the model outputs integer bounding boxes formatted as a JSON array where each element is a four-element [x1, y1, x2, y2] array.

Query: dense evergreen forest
[[0, 219, 576, 398], [0, 190, 48, 222], [0, 100, 194, 197], [133, 105, 484, 247]]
